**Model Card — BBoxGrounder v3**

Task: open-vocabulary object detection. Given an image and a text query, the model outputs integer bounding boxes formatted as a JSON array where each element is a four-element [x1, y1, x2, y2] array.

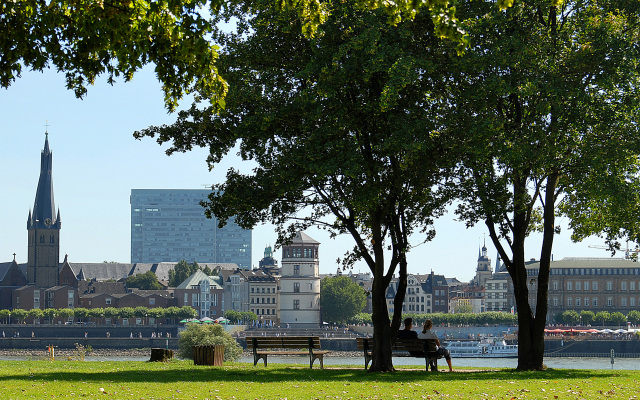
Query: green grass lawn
[[0, 360, 637, 399]]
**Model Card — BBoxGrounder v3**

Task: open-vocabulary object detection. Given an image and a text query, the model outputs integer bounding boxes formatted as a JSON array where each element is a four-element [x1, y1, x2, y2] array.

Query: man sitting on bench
[[418, 319, 454, 372], [397, 317, 422, 356]]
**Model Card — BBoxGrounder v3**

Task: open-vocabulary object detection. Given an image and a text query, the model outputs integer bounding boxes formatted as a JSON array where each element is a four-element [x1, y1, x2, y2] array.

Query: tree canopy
[[1, 0, 467, 112], [320, 276, 367, 325], [168, 260, 201, 287], [137, 0, 457, 372], [444, 0, 640, 370], [125, 271, 163, 290]]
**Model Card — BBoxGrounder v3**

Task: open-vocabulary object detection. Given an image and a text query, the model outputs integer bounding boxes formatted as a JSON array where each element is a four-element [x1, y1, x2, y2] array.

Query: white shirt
[[418, 330, 438, 340]]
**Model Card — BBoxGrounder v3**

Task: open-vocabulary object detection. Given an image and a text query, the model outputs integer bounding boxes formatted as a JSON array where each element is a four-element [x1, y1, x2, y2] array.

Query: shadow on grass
[[0, 361, 623, 385]]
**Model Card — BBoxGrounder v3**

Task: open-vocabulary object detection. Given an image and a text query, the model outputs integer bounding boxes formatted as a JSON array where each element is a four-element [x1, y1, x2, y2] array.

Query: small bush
[[177, 323, 242, 361]]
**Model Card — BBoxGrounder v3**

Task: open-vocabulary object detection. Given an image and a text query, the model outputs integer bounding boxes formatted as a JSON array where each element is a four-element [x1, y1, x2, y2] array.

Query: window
[[593, 281, 598, 290], [294, 282, 300, 293], [631, 281, 636, 291], [622, 297, 627, 307], [262, 288, 265, 293], [567, 297, 573, 306], [575, 281, 581, 291], [149, 298, 155, 305], [553, 297, 558, 306], [106, 298, 112, 305], [631, 298, 636, 307], [607, 297, 613, 307], [552, 281, 558, 291], [293, 299, 300, 310], [567, 282, 573, 290], [294, 265, 300, 275], [575, 297, 581, 307], [251, 288, 254, 293], [584, 281, 590, 291], [593, 297, 598, 306], [622, 281, 628, 291]]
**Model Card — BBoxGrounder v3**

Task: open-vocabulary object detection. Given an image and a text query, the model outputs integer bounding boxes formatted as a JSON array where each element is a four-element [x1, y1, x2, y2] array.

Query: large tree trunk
[[369, 280, 395, 372]]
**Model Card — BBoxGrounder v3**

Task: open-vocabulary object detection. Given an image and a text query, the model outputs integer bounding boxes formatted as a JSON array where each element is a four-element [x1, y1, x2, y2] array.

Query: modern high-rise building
[[130, 189, 252, 268]]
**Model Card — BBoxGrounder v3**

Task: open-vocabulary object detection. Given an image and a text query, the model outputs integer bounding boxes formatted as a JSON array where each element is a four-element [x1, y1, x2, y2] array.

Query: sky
[[0, 68, 619, 282]]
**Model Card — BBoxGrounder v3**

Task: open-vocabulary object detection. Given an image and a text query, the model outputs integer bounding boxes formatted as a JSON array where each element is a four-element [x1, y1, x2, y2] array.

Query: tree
[[580, 310, 595, 326], [125, 271, 163, 290], [134, 307, 149, 324], [177, 323, 242, 361], [103, 307, 119, 324], [74, 308, 89, 323], [320, 276, 367, 325], [627, 310, 640, 325], [594, 311, 611, 327], [28, 309, 43, 325], [0, 0, 227, 111], [453, 303, 473, 314], [168, 260, 200, 287], [42, 308, 57, 324], [118, 307, 135, 322], [610, 312, 627, 327], [224, 310, 243, 324], [136, 0, 455, 372], [562, 310, 580, 325], [11, 309, 27, 324], [0, 309, 9, 324], [446, 0, 640, 370], [57, 308, 75, 323], [177, 306, 198, 321], [164, 307, 181, 324]]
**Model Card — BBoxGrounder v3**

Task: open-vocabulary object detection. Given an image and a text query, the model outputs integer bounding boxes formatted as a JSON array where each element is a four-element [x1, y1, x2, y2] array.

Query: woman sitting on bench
[[418, 319, 454, 372]]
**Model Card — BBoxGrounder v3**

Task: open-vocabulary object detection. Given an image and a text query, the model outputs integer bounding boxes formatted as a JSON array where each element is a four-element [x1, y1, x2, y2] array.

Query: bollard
[[610, 349, 615, 369]]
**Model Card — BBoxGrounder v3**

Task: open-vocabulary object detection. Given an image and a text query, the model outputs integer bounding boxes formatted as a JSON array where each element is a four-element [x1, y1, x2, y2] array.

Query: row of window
[[530, 268, 640, 276], [555, 296, 640, 308], [553, 280, 640, 291], [250, 287, 275, 293], [252, 308, 274, 315], [251, 297, 275, 304]]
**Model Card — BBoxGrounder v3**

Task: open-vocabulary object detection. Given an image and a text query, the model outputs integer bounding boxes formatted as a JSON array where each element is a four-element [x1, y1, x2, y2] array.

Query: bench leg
[[309, 354, 324, 369], [253, 353, 268, 367], [364, 352, 371, 370]]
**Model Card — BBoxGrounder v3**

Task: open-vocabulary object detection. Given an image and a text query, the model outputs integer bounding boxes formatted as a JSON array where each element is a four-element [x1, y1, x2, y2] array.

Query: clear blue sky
[[0, 68, 615, 281]]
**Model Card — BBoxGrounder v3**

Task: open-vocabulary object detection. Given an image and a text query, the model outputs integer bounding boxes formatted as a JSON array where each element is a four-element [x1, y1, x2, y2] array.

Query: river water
[[0, 355, 635, 370]]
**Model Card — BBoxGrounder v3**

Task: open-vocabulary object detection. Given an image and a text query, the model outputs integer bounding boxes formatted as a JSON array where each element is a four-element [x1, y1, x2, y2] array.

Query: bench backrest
[[357, 337, 438, 353], [247, 336, 322, 350]]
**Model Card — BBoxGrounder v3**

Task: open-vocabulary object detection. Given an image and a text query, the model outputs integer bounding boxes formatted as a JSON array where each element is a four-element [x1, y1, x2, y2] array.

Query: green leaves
[[0, 0, 223, 111], [320, 276, 367, 325]]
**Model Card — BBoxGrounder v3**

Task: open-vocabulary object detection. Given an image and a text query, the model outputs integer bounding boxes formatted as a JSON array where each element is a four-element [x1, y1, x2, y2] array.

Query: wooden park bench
[[356, 337, 441, 371], [247, 336, 330, 369]]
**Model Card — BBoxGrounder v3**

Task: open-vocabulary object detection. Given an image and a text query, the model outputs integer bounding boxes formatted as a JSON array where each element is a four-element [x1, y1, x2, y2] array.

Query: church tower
[[27, 132, 61, 287], [473, 240, 492, 287]]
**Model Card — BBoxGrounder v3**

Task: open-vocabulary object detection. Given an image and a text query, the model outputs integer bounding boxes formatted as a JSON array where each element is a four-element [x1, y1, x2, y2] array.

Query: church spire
[[30, 132, 59, 229]]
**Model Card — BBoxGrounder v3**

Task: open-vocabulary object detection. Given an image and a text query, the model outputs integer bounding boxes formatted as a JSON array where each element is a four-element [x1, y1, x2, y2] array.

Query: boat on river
[[443, 337, 518, 358]]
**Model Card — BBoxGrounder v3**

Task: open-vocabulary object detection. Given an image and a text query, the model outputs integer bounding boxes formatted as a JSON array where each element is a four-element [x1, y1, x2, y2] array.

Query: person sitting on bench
[[397, 317, 422, 356], [418, 319, 454, 372]]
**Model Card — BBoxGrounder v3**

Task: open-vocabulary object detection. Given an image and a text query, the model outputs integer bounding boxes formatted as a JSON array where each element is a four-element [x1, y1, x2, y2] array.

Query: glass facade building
[[130, 189, 251, 268]]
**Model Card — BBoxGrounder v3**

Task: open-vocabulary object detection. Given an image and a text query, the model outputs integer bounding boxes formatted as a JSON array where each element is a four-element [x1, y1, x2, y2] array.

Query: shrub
[[177, 323, 242, 361]]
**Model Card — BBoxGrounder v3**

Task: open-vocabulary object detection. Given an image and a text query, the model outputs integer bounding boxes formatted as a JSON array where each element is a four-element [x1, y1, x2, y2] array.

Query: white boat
[[443, 337, 518, 358]]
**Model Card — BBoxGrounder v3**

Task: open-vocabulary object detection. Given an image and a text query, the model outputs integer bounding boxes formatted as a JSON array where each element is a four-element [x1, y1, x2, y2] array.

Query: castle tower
[[27, 132, 61, 287], [279, 232, 321, 327]]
